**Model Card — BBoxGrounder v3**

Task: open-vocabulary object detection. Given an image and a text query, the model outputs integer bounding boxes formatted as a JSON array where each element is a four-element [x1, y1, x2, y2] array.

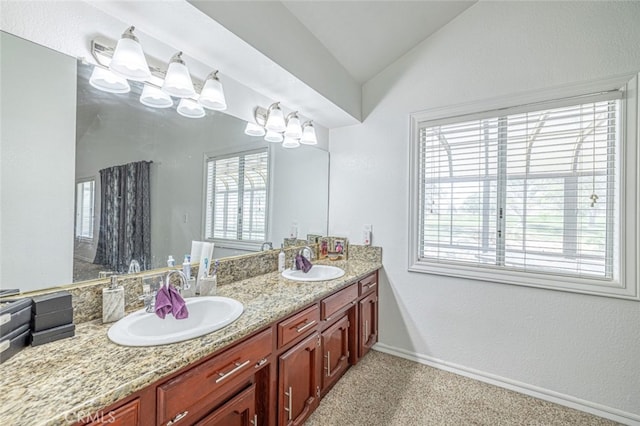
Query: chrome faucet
[[139, 284, 156, 313], [165, 270, 189, 296], [260, 241, 273, 251]]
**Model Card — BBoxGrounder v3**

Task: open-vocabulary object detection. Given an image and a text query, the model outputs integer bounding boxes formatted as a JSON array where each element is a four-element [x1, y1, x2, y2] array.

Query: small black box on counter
[[31, 306, 73, 332], [31, 291, 72, 315], [0, 323, 30, 364], [31, 323, 75, 347], [0, 298, 32, 337]]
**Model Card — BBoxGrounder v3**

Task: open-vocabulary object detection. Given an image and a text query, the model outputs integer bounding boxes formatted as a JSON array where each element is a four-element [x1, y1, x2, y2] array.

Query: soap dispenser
[[102, 275, 125, 323], [278, 244, 286, 272]]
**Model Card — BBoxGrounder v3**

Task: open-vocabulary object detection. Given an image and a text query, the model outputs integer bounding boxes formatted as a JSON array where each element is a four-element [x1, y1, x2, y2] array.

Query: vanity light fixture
[[109, 26, 151, 81], [284, 112, 303, 139], [162, 52, 196, 98], [199, 71, 227, 110], [265, 102, 287, 133], [282, 137, 301, 149], [89, 66, 131, 94], [177, 98, 205, 118], [140, 84, 173, 108], [244, 122, 266, 137], [264, 130, 284, 143], [300, 121, 318, 145]]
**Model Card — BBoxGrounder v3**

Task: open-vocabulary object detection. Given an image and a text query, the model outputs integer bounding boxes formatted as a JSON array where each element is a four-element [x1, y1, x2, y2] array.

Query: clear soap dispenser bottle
[[278, 244, 286, 272], [102, 275, 125, 323]]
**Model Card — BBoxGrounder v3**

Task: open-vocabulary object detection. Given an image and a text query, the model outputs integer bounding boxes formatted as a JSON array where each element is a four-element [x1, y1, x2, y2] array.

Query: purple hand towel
[[295, 255, 313, 273], [168, 285, 189, 319], [154, 286, 172, 319]]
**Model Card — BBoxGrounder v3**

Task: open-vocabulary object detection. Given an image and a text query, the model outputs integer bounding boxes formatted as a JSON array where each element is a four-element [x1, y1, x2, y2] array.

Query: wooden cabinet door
[[359, 292, 378, 359], [320, 315, 350, 393], [85, 399, 140, 426], [278, 332, 321, 426], [195, 384, 257, 426]]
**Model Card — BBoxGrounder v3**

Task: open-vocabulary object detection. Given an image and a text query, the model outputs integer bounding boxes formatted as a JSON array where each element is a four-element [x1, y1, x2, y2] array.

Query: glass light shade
[[199, 77, 227, 110], [89, 66, 130, 94], [109, 38, 151, 81], [140, 84, 173, 108], [177, 98, 205, 118], [245, 122, 266, 137], [264, 130, 284, 143], [284, 115, 302, 139], [265, 104, 286, 132], [300, 122, 318, 145], [162, 62, 196, 98], [282, 137, 301, 149]]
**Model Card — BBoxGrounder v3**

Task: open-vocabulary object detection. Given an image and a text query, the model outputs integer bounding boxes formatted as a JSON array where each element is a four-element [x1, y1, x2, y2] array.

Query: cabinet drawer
[[157, 328, 272, 426], [358, 273, 378, 296], [320, 284, 357, 322], [277, 304, 319, 348]]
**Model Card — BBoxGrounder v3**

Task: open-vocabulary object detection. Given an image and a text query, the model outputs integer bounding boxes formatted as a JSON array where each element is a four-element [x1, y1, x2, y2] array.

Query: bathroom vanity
[[0, 260, 380, 426]]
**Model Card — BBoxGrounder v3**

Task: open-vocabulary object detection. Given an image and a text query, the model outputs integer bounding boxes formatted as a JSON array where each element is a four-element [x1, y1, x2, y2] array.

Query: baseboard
[[373, 343, 640, 426]]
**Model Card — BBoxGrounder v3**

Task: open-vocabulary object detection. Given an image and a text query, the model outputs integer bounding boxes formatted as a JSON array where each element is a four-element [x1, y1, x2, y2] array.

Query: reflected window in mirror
[[75, 178, 96, 241], [205, 148, 269, 245]]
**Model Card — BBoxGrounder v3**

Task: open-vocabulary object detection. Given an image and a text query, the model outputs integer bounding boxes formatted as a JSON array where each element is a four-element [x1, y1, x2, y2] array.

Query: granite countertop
[[0, 259, 381, 426]]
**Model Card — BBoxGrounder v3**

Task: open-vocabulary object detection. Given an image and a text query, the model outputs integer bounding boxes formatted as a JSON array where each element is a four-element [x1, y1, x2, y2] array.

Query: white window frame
[[75, 177, 96, 242], [202, 146, 270, 251], [408, 74, 639, 300]]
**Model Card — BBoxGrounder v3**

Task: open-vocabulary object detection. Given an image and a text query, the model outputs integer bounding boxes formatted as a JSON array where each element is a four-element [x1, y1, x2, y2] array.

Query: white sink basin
[[108, 296, 243, 347], [282, 265, 345, 282]]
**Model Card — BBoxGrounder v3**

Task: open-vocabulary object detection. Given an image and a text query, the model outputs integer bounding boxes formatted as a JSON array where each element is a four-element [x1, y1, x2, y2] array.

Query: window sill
[[408, 259, 640, 301]]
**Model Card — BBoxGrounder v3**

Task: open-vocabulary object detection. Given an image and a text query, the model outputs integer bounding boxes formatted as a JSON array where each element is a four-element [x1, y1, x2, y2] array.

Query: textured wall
[[329, 1, 640, 420]]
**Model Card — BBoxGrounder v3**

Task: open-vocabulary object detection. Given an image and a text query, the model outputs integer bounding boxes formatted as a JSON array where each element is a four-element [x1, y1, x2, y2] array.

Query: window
[[204, 149, 269, 245], [409, 75, 639, 300], [75, 178, 95, 240]]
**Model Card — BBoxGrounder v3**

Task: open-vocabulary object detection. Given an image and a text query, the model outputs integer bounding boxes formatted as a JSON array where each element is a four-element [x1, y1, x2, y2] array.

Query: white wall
[[0, 32, 77, 291], [329, 1, 640, 421]]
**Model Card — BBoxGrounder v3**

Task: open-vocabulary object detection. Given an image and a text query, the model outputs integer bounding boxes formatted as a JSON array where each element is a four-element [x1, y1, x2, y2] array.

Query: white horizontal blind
[[205, 149, 268, 242], [75, 179, 95, 239], [419, 95, 619, 280]]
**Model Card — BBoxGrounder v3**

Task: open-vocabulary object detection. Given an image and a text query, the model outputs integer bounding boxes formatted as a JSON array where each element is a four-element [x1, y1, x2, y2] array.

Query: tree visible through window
[[204, 149, 268, 242]]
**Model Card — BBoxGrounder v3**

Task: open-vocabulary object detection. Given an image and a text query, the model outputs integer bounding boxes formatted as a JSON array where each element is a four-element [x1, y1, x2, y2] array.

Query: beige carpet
[[306, 350, 618, 426]]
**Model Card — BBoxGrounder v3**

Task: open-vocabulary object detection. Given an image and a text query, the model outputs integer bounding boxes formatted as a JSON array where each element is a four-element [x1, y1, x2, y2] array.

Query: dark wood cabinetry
[[84, 399, 141, 426], [278, 332, 321, 426], [320, 315, 350, 393], [195, 384, 257, 426], [358, 291, 378, 359]]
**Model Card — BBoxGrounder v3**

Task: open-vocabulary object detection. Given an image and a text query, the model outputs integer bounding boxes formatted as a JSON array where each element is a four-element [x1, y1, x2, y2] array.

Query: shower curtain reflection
[[94, 161, 152, 273]]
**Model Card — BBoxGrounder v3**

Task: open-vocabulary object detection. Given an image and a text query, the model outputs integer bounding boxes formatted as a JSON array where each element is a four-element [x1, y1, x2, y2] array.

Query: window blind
[[418, 95, 620, 280], [75, 180, 95, 239], [205, 149, 268, 242]]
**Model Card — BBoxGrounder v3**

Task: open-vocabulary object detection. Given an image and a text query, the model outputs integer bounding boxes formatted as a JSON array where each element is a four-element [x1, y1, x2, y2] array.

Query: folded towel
[[154, 286, 172, 319], [168, 285, 189, 319], [295, 255, 313, 273]]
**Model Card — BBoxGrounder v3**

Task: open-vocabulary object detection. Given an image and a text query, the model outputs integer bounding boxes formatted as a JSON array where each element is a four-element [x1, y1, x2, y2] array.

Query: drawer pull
[[215, 360, 250, 383], [364, 320, 369, 343], [166, 410, 188, 425], [251, 414, 258, 425], [324, 351, 331, 376], [284, 386, 293, 421], [255, 357, 268, 369], [296, 320, 316, 333], [367, 282, 377, 289]]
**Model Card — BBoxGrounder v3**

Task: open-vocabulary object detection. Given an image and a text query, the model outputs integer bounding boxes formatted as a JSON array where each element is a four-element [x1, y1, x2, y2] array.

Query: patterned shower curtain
[[94, 161, 151, 273]]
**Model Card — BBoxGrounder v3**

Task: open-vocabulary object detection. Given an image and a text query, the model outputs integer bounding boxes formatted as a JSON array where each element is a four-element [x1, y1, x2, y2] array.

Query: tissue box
[[0, 298, 32, 337], [31, 291, 72, 315], [31, 323, 75, 347], [31, 307, 73, 332], [0, 323, 30, 364]]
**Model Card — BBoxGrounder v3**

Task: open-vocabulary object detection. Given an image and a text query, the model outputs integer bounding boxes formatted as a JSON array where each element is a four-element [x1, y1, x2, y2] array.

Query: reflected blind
[[418, 93, 620, 279], [205, 149, 268, 242], [75, 179, 95, 239]]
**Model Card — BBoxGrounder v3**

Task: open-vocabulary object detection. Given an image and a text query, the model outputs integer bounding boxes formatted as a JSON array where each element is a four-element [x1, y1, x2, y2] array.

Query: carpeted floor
[[306, 350, 618, 426]]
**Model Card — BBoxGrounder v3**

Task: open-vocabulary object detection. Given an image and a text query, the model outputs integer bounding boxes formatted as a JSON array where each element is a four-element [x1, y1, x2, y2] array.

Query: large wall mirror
[[1, 31, 329, 293]]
